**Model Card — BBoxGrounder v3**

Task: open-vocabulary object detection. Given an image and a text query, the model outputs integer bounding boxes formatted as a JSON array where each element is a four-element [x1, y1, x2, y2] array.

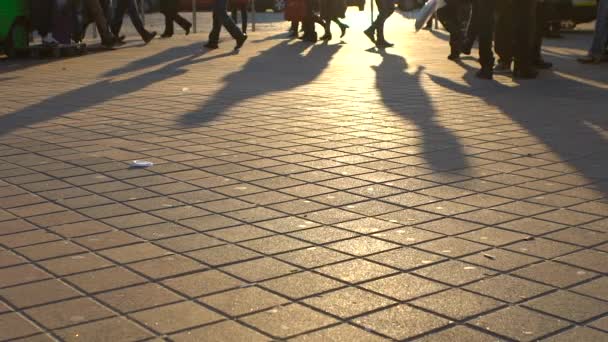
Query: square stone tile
[[170, 320, 269, 342], [590, 316, 608, 332], [524, 290, 608, 322], [55, 317, 153, 341], [316, 259, 397, 284], [354, 304, 449, 340], [343, 200, 403, 216], [24, 297, 114, 329], [303, 208, 363, 225], [127, 222, 194, 240], [238, 235, 311, 255], [416, 237, 489, 257], [162, 270, 244, 297], [535, 209, 600, 226], [207, 225, 273, 242], [0, 264, 51, 288], [378, 209, 441, 226], [288, 226, 357, 244], [221, 257, 300, 282], [413, 325, 497, 342], [73, 231, 142, 250], [454, 193, 512, 208], [49, 221, 113, 238], [101, 213, 164, 230], [0, 249, 27, 267], [556, 250, 608, 273], [570, 277, 608, 301], [455, 209, 519, 226], [304, 286, 394, 318], [412, 288, 503, 320], [506, 238, 580, 259], [326, 237, 399, 257], [276, 247, 351, 269], [336, 217, 401, 234], [492, 201, 554, 216], [545, 227, 608, 247], [39, 252, 112, 276], [311, 192, 368, 207], [465, 274, 552, 303], [458, 227, 528, 247], [0, 312, 44, 340], [270, 199, 329, 215], [290, 323, 388, 342], [155, 234, 224, 252], [546, 327, 608, 342], [417, 201, 478, 216], [372, 227, 442, 245], [98, 243, 172, 263], [0, 230, 61, 248], [96, 283, 183, 313], [471, 306, 567, 341], [127, 254, 205, 280], [187, 244, 261, 266], [460, 248, 540, 271], [201, 286, 288, 316], [513, 261, 596, 287], [367, 247, 445, 270], [415, 218, 484, 235], [225, 207, 286, 223], [243, 303, 337, 338], [261, 271, 344, 299], [499, 217, 566, 236], [414, 260, 495, 286], [362, 274, 446, 301], [254, 217, 319, 233], [0, 279, 80, 308], [64, 264, 146, 293]]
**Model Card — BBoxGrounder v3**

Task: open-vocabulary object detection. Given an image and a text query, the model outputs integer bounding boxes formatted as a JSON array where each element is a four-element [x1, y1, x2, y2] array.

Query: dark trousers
[[83, 0, 113, 41], [437, 0, 471, 55], [474, 0, 496, 69], [496, 0, 542, 64], [369, 0, 395, 41], [494, 0, 513, 63], [209, 0, 245, 43], [231, 5, 248, 33], [111, 0, 147, 39], [160, 0, 191, 35]]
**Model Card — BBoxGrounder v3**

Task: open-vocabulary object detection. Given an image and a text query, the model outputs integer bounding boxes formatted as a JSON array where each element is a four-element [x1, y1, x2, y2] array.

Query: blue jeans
[[590, 0, 608, 57], [111, 0, 148, 39]]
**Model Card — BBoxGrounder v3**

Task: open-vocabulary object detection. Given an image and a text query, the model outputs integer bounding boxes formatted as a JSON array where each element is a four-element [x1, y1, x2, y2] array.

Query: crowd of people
[[30, 0, 607, 79]]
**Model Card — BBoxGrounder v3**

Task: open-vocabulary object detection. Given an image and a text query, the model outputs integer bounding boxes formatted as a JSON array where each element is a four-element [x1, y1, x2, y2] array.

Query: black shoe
[[161, 32, 173, 38], [117, 35, 126, 43], [513, 67, 538, 79], [461, 44, 472, 55], [101, 36, 118, 49], [476, 68, 493, 80], [184, 23, 192, 36], [143, 31, 156, 44], [447, 52, 460, 61], [339, 24, 348, 38], [533, 59, 553, 69], [494, 59, 512, 73], [364, 27, 376, 44], [320, 33, 332, 41], [204, 42, 219, 49], [301, 32, 317, 43], [376, 39, 393, 48], [235, 34, 247, 50]]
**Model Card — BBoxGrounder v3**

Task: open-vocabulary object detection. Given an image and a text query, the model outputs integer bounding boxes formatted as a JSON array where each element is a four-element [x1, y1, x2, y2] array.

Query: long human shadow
[[179, 40, 341, 126], [373, 49, 469, 172], [428, 64, 608, 196], [0, 48, 233, 137]]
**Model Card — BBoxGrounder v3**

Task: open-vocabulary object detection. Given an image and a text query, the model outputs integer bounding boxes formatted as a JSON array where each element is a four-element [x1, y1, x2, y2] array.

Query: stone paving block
[[162, 270, 244, 298], [0, 312, 43, 340], [55, 316, 153, 342], [472, 306, 568, 341], [95, 283, 184, 313], [0, 279, 81, 308], [170, 320, 269, 342], [524, 290, 608, 323], [24, 297, 115, 330], [201, 286, 287, 316]]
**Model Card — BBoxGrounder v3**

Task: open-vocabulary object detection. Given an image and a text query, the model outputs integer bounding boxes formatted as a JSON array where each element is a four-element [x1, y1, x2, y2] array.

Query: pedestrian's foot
[[475, 68, 493, 80], [143, 31, 156, 44], [339, 24, 348, 38], [364, 27, 376, 44], [101, 37, 117, 49], [447, 53, 460, 61], [185, 23, 192, 36], [235, 34, 247, 50], [376, 40, 393, 48], [534, 59, 553, 69], [494, 60, 511, 73], [320, 33, 332, 41], [161, 32, 173, 38], [204, 42, 219, 49], [300, 32, 317, 43], [513, 67, 538, 79], [116, 35, 126, 43], [577, 55, 604, 64]]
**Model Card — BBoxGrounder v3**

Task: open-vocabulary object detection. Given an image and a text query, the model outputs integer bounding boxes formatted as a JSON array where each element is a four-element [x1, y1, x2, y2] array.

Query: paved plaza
[[1, 9, 607, 342]]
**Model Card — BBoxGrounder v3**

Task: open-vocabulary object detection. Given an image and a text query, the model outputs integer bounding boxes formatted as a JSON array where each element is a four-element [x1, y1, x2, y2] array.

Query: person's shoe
[[476, 68, 493, 80], [42, 34, 59, 46], [461, 44, 472, 55], [184, 23, 192, 36], [143, 31, 156, 44], [339, 23, 348, 38], [320, 33, 332, 41], [115, 35, 126, 43], [534, 59, 553, 69], [161, 32, 173, 38], [577, 55, 603, 64], [204, 41, 219, 49], [513, 66, 538, 79], [447, 52, 460, 61], [376, 39, 393, 48], [101, 37, 117, 49], [235, 34, 247, 50], [364, 27, 376, 44], [494, 59, 512, 73], [301, 32, 318, 43]]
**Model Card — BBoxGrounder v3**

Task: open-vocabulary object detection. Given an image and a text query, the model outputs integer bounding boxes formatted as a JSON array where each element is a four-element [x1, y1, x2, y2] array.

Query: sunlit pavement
[[1, 9, 607, 341]]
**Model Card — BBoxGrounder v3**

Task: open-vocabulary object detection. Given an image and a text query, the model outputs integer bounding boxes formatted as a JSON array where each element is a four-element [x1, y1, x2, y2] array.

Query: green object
[[0, 0, 29, 54]]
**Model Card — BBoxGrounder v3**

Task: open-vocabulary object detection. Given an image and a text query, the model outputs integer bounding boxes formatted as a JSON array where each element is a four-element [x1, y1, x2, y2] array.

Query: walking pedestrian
[[230, 0, 249, 34], [364, 0, 396, 47], [319, 0, 348, 40], [436, 0, 472, 60], [204, 0, 248, 50], [82, 0, 118, 47], [578, 0, 608, 63], [111, 0, 157, 44], [160, 0, 192, 38]]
